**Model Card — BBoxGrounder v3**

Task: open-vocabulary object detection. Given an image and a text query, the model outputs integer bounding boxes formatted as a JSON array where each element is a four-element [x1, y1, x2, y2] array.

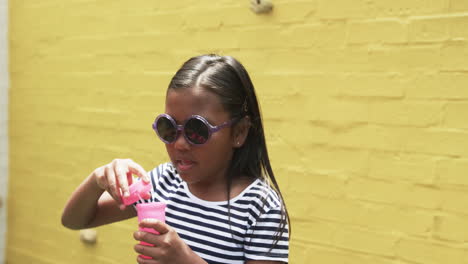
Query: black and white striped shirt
[[136, 162, 289, 264]]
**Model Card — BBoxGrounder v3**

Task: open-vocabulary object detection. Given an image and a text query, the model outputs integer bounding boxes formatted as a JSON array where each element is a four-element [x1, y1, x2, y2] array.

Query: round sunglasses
[[152, 114, 238, 145]]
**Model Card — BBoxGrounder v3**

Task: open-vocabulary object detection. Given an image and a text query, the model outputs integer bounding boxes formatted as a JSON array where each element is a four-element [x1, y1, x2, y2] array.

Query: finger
[[139, 219, 169, 235], [137, 255, 154, 264], [104, 165, 121, 202], [127, 159, 150, 183], [93, 166, 107, 189], [137, 256, 156, 264], [134, 230, 162, 246], [134, 232, 164, 251], [114, 161, 130, 198], [134, 244, 159, 262], [127, 171, 134, 186], [95, 171, 107, 190]]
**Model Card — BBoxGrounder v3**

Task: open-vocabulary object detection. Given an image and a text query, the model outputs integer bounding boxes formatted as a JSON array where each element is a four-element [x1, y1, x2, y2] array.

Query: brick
[[271, 1, 317, 24], [317, 0, 370, 19], [368, 100, 444, 127], [53, 33, 194, 56], [441, 42, 468, 71], [333, 227, 399, 256], [436, 158, 468, 187], [290, 21, 346, 48], [9, 5, 61, 38], [11, 90, 162, 131], [450, 15, 468, 40], [288, 241, 308, 263], [445, 102, 468, 130], [354, 204, 433, 235], [303, 146, 369, 174], [290, 74, 341, 97], [441, 190, 468, 215], [369, 152, 437, 185], [368, 46, 441, 71], [299, 172, 347, 198], [434, 215, 468, 242], [261, 94, 318, 123], [49, 1, 188, 17], [284, 192, 316, 218], [253, 74, 300, 96], [268, 142, 306, 166], [339, 73, 405, 98], [450, 0, 468, 12], [373, 0, 448, 16], [292, 219, 336, 246], [266, 118, 332, 147], [335, 125, 407, 151], [70, 12, 186, 37], [348, 177, 442, 209], [310, 198, 367, 225], [346, 178, 406, 205], [260, 47, 371, 73], [156, 0, 196, 11], [196, 30, 240, 49], [409, 16, 450, 43], [303, 246, 396, 264], [396, 238, 466, 264], [404, 129, 468, 157], [184, 9, 222, 29], [10, 72, 170, 98], [314, 99, 370, 124], [259, 50, 320, 73], [64, 52, 180, 73], [406, 185, 443, 209], [225, 50, 270, 73], [239, 26, 287, 49], [331, 47, 373, 72], [220, 6, 273, 27], [348, 20, 407, 44], [406, 73, 468, 100]]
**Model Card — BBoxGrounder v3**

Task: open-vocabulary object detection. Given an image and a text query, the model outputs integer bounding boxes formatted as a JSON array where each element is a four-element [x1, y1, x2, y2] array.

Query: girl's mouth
[[176, 160, 195, 172]]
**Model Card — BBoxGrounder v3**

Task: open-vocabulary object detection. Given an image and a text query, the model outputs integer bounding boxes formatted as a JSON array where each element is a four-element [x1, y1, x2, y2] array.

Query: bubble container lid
[[121, 180, 152, 206]]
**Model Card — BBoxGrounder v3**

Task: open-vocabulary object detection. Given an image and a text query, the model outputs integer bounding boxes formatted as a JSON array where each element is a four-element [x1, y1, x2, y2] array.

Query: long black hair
[[167, 54, 290, 244]]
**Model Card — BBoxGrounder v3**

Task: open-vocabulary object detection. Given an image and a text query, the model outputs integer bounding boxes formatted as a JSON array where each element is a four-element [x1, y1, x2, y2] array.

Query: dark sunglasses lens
[[156, 117, 177, 142], [185, 118, 209, 144]]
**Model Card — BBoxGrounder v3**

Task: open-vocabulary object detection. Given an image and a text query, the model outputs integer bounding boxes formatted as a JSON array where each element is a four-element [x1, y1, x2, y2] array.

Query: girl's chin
[[179, 173, 198, 185]]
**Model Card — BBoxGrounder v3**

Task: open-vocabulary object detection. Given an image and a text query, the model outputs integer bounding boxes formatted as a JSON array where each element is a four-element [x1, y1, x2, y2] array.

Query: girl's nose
[[173, 133, 191, 151]]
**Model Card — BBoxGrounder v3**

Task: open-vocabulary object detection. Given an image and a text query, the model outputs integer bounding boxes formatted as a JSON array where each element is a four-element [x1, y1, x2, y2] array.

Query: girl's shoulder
[[236, 178, 283, 211], [236, 179, 286, 230], [148, 162, 182, 185]]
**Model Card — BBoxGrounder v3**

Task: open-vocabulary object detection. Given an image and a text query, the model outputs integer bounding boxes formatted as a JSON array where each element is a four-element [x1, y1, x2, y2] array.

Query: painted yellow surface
[[7, 0, 468, 263]]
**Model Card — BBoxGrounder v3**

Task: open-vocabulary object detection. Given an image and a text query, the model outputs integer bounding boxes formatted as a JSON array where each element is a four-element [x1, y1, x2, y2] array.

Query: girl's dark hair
[[167, 54, 290, 244]]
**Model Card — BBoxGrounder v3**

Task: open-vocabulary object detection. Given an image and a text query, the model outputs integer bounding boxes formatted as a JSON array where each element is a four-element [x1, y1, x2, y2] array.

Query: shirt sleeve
[[244, 206, 289, 263]]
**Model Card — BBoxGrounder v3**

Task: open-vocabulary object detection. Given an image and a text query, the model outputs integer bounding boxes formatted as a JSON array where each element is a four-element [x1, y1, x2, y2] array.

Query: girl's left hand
[[133, 219, 207, 264]]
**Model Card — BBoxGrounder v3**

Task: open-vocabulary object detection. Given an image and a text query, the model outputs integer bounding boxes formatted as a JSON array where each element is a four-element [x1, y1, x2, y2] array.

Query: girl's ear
[[232, 116, 251, 148]]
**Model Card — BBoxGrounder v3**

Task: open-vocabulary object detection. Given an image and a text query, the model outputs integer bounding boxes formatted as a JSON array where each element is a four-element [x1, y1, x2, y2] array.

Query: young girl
[[62, 54, 290, 264]]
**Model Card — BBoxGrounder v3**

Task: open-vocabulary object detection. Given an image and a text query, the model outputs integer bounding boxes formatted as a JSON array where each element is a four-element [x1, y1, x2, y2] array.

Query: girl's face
[[164, 87, 236, 187]]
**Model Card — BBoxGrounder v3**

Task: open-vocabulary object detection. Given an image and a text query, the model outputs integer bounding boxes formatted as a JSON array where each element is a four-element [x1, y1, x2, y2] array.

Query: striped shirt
[[136, 162, 289, 264]]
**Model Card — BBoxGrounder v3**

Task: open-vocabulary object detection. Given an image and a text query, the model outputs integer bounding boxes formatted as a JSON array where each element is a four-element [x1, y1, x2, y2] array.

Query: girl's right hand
[[92, 159, 150, 210]]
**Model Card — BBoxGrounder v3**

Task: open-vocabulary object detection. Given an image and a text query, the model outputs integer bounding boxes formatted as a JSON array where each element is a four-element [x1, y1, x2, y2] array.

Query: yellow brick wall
[[7, 0, 468, 263]]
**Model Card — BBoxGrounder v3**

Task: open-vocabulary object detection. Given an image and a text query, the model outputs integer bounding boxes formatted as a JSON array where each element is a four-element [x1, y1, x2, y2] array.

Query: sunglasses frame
[[152, 113, 238, 145]]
